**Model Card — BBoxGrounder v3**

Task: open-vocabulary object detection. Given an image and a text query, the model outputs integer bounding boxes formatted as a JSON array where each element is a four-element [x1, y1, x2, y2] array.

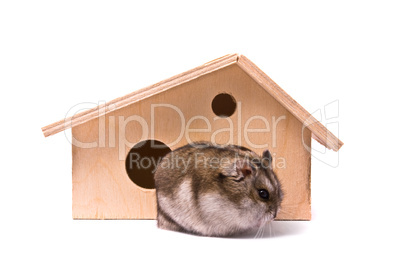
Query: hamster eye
[[258, 189, 269, 200]]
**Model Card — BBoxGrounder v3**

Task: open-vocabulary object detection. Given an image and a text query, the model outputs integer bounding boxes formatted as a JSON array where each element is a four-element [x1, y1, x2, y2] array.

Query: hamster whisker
[[254, 228, 259, 238], [269, 222, 272, 238], [277, 209, 292, 214], [281, 204, 299, 208], [255, 228, 260, 238], [279, 207, 300, 213], [259, 225, 266, 239], [254, 221, 266, 239], [254, 225, 262, 238], [276, 208, 297, 215], [270, 221, 276, 237], [260, 223, 266, 238]]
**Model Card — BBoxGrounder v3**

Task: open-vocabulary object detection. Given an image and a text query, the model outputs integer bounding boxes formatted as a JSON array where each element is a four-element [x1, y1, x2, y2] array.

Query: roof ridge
[[41, 54, 343, 152], [237, 55, 343, 151], [41, 54, 238, 137]]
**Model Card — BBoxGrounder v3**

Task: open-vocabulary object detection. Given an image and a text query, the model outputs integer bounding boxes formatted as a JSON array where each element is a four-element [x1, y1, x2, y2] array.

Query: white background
[[1, 1, 401, 268]]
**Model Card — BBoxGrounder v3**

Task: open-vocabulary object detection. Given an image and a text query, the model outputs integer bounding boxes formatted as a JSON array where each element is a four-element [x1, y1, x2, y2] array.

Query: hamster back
[[154, 142, 283, 237]]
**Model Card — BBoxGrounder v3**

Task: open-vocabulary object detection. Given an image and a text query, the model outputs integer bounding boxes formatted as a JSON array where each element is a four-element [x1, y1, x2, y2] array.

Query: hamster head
[[218, 149, 284, 228]]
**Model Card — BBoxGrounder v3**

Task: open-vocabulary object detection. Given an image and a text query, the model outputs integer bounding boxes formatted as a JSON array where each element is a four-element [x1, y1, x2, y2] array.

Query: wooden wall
[[72, 63, 311, 220]]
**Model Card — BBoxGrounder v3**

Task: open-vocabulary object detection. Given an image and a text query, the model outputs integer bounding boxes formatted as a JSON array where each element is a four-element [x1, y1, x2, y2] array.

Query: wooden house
[[42, 54, 343, 220]]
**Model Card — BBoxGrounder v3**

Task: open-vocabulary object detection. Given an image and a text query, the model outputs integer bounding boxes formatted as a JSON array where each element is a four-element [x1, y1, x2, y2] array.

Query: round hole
[[125, 140, 171, 189], [211, 93, 237, 117]]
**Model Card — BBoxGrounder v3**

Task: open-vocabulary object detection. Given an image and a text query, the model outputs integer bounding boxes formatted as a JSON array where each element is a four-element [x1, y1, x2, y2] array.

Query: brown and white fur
[[154, 142, 283, 237]]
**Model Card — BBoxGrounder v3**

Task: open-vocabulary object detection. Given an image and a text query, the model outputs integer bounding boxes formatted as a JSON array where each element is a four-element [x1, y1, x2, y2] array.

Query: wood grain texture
[[237, 55, 343, 151], [42, 54, 343, 152], [72, 64, 312, 220], [42, 54, 239, 138]]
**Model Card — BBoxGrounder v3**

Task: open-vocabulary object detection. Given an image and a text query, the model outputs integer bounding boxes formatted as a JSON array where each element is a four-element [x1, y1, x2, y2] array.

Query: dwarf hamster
[[154, 142, 283, 237]]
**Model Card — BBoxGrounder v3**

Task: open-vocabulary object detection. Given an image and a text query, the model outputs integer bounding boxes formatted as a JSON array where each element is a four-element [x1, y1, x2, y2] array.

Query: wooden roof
[[42, 54, 343, 151]]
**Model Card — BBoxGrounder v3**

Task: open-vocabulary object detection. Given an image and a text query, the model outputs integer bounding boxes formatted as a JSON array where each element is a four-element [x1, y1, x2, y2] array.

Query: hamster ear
[[262, 149, 272, 168], [220, 159, 254, 182], [235, 159, 254, 180]]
